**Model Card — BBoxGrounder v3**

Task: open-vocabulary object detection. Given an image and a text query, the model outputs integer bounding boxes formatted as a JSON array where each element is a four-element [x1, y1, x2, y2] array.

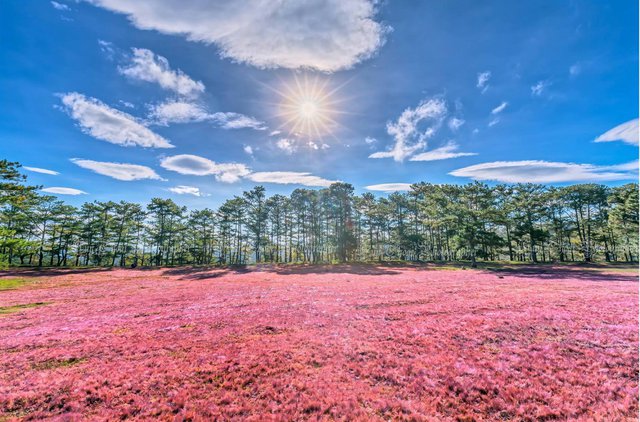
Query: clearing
[[0, 264, 637, 420]]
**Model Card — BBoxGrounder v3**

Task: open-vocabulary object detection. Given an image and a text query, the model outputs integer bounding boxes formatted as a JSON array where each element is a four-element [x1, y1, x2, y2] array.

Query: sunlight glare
[[273, 74, 343, 139]]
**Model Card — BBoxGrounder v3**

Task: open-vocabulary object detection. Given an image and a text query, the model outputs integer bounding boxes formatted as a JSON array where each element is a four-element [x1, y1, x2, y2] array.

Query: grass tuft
[[0, 302, 49, 315], [0, 278, 32, 291]]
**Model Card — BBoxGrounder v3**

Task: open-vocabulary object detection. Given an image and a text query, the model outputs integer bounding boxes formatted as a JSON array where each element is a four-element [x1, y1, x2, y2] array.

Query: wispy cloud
[[450, 159, 638, 183], [51, 1, 70, 11], [60, 92, 173, 148], [148, 100, 266, 130], [477, 71, 491, 93], [210, 112, 266, 130], [448, 117, 465, 131], [594, 119, 638, 146], [41, 187, 86, 195], [160, 154, 250, 183], [409, 142, 477, 162], [488, 118, 500, 127], [119, 48, 204, 98], [369, 97, 447, 162], [97, 39, 115, 58], [569, 63, 581, 76], [71, 159, 163, 181], [247, 172, 337, 187], [365, 183, 412, 192], [243, 145, 254, 155], [491, 101, 508, 114], [531, 80, 550, 96], [24, 166, 59, 175], [85, 0, 388, 72], [168, 185, 202, 196], [276, 138, 297, 155]]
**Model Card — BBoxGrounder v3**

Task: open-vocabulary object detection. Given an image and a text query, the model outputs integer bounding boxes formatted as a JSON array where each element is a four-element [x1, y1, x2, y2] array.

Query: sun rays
[[270, 74, 346, 140]]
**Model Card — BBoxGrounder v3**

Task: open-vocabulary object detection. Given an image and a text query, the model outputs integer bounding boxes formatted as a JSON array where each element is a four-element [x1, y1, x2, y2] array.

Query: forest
[[0, 159, 637, 268]]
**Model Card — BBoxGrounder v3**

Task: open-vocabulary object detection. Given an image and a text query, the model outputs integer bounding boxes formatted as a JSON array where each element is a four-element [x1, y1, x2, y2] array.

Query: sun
[[272, 74, 343, 139]]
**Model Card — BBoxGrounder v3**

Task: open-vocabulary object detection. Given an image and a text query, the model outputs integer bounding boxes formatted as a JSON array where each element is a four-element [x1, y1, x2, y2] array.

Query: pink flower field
[[0, 264, 637, 421]]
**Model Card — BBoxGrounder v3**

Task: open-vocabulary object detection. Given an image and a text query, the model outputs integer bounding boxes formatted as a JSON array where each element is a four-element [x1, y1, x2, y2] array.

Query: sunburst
[[270, 74, 345, 140]]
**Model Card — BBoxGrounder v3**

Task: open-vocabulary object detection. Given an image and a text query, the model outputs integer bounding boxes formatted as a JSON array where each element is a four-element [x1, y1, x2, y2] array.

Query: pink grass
[[0, 265, 637, 420]]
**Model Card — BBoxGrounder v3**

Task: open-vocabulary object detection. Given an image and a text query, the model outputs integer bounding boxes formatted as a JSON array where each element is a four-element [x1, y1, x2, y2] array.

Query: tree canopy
[[0, 160, 637, 267]]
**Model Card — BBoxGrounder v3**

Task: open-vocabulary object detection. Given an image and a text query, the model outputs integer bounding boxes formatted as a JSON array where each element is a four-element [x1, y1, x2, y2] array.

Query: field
[[0, 264, 637, 421]]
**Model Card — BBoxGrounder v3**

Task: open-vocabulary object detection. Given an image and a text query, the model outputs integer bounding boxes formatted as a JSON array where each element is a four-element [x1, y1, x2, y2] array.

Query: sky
[[1, 0, 638, 208]]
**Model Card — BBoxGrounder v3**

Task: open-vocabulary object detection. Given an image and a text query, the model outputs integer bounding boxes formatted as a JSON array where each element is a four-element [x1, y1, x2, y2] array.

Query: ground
[[0, 264, 637, 421]]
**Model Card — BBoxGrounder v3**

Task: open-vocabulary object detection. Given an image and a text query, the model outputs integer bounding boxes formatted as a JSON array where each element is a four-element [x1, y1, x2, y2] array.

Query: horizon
[[1, 1, 638, 209]]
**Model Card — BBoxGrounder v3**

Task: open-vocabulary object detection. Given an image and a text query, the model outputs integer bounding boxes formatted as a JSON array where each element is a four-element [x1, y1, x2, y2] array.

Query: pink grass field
[[0, 264, 638, 421]]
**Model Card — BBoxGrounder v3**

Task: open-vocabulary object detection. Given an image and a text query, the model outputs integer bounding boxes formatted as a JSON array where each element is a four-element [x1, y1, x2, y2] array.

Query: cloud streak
[[169, 185, 203, 196], [491, 101, 508, 114], [365, 183, 412, 192], [148, 100, 266, 130], [409, 142, 477, 162], [60, 93, 173, 148], [594, 119, 638, 146], [247, 172, 337, 187], [71, 159, 164, 181], [41, 187, 86, 195], [24, 167, 59, 175], [450, 160, 638, 183]]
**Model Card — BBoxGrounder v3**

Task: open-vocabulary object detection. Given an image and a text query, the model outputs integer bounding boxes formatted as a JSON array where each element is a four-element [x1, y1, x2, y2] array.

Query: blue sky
[[1, 0, 637, 207]]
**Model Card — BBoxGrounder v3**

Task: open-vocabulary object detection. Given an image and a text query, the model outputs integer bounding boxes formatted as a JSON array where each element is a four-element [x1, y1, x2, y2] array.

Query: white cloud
[[409, 142, 477, 162], [119, 100, 135, 108], [160, 154, 215, 175], [243, 145, 254, 155], [450, 160, 638, 183], [448, 117, 465, 131], [477, 71, 491, 92], [247, 171, 336, 187], [160, 154, 250, 183], [276, 138, 297, 155], [149, 100, 209, 124], [60, 92, 173, 148], [24, 167, 59, 175], [488, 118, 500, 127], [365, 183, 412, 192], [210, 112, 266, 130], [369, 97, 447, 162], [569, 63, 581, 76], [269, 130, 282, 137], [71, 159, 163, 181], [41, 187, 86, 195], [365, 136, 377, 144], [531, 80, 549, 96], [148, 100, 265, 129], [85, 0, 388, 72], [119, 48, 204, 98], [51, 1, 70, 11], [214, 163, 252, 183], [98, 39, 115, 58], [594, 119, 639, 146], [491, 101, 508, 114], [169, 185, 202, 196]]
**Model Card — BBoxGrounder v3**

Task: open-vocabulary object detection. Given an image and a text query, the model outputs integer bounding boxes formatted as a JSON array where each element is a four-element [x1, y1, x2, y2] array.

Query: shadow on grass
[[158, 263, 403, 280], [0, 267, 114, 278], [484, 265, 638, 283]]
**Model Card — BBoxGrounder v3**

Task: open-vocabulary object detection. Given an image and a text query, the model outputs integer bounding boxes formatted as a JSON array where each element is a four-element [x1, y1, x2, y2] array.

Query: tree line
[[0, 159, 637, 268]]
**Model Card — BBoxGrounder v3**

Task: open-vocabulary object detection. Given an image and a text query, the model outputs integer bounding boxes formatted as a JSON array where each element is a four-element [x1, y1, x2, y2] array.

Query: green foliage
[[0, 158, 637, 267], [0, 302, 48, 315]]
